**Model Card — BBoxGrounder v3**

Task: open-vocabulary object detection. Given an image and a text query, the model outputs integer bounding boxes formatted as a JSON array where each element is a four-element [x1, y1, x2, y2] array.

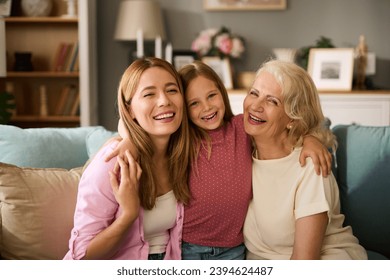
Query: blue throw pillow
[[332, 124, 390, 259], [0, 125, 99, 169], [86, 126, 118, 158]]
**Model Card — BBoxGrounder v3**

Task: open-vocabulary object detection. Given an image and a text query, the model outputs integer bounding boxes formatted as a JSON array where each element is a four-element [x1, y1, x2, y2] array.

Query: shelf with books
[[1, 8, 80, 127], [1, 0, 96, 128]]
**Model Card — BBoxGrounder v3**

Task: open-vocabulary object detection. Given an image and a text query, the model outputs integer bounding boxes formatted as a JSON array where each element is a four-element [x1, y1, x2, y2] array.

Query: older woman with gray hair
[[243, 60, 367, 260]]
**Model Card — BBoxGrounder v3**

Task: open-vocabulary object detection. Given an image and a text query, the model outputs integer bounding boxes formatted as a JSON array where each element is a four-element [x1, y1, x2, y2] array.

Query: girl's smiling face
[[185, 75, 225, 131]]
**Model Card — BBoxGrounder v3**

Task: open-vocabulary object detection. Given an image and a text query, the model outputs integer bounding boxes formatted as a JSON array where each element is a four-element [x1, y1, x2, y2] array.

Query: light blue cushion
[[0, 125, 99, 169], [86, 126, 117, 158], [332, 125, 390, 259]]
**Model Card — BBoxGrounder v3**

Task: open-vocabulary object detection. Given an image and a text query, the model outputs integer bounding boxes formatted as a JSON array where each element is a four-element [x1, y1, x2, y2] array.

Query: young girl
[[178, 61, 331, 260], [108, 60, 332, 260]]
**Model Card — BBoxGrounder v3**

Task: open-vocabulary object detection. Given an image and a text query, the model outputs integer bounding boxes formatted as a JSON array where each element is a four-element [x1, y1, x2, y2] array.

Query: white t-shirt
[[244, 147, 367, 260]]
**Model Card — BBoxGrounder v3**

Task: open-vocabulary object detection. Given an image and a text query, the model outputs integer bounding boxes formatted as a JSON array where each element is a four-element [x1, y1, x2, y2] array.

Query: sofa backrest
[[332, 125, 390, 259], [0, 125, 117, 169]]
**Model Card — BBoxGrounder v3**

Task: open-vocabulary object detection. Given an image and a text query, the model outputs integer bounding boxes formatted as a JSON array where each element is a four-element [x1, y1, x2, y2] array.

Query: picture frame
[[204, 0, 286, 11], [0, 0, 12, 16], [307, 48, 355, 91], [202, 56, 233, 89], [172, 50, 198, 71]]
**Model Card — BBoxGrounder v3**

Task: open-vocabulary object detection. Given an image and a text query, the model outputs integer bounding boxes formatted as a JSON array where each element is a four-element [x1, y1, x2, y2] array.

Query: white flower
[[230, 37, 245, 58]]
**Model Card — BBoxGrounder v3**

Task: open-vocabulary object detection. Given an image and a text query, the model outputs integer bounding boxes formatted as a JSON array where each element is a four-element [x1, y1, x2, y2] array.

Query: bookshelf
[[0, 0, 97, 128]]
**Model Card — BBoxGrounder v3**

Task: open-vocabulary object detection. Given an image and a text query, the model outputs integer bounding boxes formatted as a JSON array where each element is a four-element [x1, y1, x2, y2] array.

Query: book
[[66, 41, 79, 72], [62, 85, 78, 116], [53, 43, 72, 72], [52, 42, 65, 71], [39, 85, 48, 116], [55, 85, 71, 115], [69, 92, 80, 116]]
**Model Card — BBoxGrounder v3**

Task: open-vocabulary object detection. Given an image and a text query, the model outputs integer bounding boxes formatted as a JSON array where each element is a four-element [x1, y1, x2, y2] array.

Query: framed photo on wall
[[204, 0, 287, 11], [307, 48, 355, 91], [172, 50, 198, 71], [0, 0, 12, 16], [202, 56, 233, 90]]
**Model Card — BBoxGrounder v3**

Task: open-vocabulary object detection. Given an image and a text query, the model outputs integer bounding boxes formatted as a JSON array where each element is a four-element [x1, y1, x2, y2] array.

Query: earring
[[287, 124, 293, 130]]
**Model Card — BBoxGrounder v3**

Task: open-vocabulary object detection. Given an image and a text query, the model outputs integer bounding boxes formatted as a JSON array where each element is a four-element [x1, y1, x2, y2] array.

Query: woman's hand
[[109, 150, 142, 221], [299, 136, 332, 177]]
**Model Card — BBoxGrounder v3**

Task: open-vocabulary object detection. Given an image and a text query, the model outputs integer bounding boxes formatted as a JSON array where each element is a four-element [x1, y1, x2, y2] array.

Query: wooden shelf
[[5, 72, 79, 78], [11, 115, 80, 122], [4, 17, 78, 23], [228, 89, 390, 95]]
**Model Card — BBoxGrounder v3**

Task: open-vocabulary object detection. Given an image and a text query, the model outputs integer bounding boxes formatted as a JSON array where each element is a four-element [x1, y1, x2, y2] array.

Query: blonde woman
[[64, 57, 190, 260]]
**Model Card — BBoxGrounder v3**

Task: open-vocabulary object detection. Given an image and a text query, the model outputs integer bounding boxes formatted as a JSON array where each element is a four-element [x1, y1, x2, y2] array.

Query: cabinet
[[227, 90, 390, 128], [0, 0, 97, 128], [319, 92, 390, 127]]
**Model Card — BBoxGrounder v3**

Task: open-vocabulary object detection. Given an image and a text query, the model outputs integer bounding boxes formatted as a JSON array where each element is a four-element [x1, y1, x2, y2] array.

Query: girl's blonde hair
[[179, 60, 234, 164], [117, 57, 191, 209], [257, 59, 337, 152]]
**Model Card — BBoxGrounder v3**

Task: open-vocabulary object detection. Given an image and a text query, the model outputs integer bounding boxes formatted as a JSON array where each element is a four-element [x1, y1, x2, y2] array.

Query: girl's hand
[[109, 150, 142, 221], [299, 136, 332, 177], [105, 137, 137, 162], [105, 119, 138, 162]]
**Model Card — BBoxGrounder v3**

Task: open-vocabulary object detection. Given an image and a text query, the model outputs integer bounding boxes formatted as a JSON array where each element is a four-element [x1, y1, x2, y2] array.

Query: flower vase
[[272, 48, 298, 63], [21, 0, 53, 17]]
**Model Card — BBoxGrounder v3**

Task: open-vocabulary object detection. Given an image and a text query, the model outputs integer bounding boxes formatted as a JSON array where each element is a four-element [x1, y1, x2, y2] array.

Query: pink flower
[[215, 34, 233, 55], [191, 29, 218, 55], [191, 27, 245, 59]]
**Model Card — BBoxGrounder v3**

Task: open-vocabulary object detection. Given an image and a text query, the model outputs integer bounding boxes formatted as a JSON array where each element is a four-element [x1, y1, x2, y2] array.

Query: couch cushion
[[86, 126, 118, 158], [332, 125, 390, 259], [0, 125, 101, 169], [0, 163, 81, 260]]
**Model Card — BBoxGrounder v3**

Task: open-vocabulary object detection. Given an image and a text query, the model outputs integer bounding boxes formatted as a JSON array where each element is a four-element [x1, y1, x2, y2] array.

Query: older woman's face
[[129, 67, 183, 141], [243, 71, 291, 141]]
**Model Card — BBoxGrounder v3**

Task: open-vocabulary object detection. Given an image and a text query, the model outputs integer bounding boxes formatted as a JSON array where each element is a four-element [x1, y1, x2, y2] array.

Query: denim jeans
[[148, 252, 165, 260], [181, 242, 246, 260]]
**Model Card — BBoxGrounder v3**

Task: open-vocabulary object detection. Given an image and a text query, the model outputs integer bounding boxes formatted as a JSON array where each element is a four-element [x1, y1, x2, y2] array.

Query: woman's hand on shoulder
[[109, 150, 142, 222]]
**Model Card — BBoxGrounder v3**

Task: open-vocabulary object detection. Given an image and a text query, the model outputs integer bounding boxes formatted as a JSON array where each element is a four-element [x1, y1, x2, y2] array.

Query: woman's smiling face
[[130, 67, 183, 141], [243, 71, 291, 141]]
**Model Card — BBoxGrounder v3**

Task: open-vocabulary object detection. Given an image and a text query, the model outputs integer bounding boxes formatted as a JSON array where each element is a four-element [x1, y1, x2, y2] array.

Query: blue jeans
[[181, 242, 246, 260], [148, 252, 165, 260]]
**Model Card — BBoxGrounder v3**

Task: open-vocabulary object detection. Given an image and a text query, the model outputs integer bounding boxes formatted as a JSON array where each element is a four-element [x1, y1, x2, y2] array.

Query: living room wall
[[96, 0, 390, 130]]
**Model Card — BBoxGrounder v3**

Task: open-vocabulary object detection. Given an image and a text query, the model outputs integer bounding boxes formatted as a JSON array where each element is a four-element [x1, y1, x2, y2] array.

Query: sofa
[[0, 124, 389, 260], [332, 125, 390, 260], [0, 125, 116, 259]]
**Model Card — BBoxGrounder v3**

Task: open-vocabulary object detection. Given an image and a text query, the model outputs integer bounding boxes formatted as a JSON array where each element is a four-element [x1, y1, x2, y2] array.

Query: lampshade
[[114, 0, 166, 41]]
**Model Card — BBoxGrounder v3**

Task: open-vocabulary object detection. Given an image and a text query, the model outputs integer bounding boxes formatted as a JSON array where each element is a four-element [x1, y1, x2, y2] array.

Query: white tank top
[[143, 190, 176, 254]]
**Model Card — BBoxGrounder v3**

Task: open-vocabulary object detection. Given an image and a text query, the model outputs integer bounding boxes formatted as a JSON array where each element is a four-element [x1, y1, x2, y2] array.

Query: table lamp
[[114, 0, 166, 60]]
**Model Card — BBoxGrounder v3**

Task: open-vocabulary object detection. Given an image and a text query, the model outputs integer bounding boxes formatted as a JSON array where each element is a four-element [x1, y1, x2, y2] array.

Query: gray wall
[[97, 0, 390, 130]]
